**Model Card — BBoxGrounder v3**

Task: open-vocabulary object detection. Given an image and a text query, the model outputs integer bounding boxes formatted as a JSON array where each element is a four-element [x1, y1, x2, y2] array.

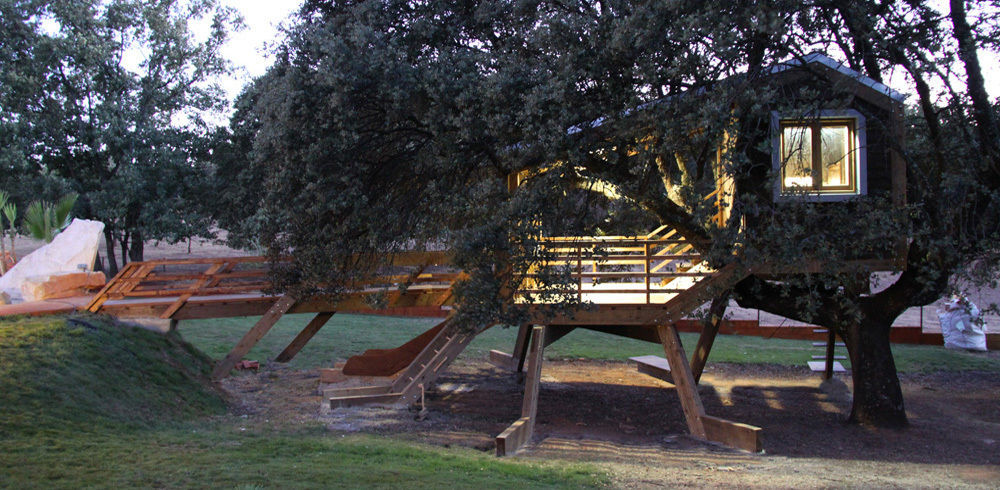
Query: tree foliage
[[0, 0, 241, 272], [220, 0, 999, 427]]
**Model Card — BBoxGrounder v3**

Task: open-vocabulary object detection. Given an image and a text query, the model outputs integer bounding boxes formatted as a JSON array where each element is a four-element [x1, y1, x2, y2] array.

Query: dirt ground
[[223, 359, 1000, 488]]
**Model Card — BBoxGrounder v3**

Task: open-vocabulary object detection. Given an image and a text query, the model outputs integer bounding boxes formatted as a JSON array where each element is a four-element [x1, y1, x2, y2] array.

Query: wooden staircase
[[327, 316, 487, 408]]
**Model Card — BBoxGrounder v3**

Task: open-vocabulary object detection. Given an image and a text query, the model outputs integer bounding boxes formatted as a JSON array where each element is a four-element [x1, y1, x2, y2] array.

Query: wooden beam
[[211, 295, 297, 379], [495, 417, 532, 457], [691, 294, 729, 384], [656, 323, 707, 439], [275, 312, 335, 363], [701, 415, 762, 453], [159, 261, 231, 319], [513, 322, 532, 373], [496, 325, 546, 456]]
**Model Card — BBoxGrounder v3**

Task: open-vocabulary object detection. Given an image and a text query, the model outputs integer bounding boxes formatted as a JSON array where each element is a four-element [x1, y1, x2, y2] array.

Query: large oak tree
[[218, 0, 999, 427]]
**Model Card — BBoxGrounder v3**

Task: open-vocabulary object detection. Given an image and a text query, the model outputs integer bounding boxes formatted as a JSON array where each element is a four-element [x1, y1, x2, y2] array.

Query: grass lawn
[[178, 312, 1000, 373], [0, 315, 607, 489]]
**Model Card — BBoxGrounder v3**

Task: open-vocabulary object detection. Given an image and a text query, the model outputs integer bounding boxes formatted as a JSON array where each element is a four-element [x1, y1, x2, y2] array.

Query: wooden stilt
[[513, 322, 532, 373], [656, 322, 762, 452], [657, 323, 707, 439], [211, 295, 297, 379], [691, 294, 729, 384], [274, 312, 335, 363], [824, 329, 836, 380], [496, 325, 545, 456]]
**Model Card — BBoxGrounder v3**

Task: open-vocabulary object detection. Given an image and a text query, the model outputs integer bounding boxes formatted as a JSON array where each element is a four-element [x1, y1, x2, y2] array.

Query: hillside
[[0, 314, 227, 434]]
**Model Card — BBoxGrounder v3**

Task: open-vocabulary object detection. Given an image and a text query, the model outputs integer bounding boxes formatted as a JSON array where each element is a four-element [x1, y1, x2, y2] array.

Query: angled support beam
[[513, 322, 533, 373], [275, 311, 335, 363], [691, 293, 729, 384], [496, 325, 545, 456], [657, 323, 707, 439], [212, 294, 297, 379], [657, 322, 762, 452]]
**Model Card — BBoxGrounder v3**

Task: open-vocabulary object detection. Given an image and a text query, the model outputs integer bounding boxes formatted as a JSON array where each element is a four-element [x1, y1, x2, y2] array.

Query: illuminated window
[[773, 111, 866, 200]]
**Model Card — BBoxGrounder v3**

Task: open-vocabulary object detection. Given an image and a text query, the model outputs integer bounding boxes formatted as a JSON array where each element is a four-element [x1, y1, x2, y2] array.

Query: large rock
[[0, 219, 105, 302], [20, 271, 106, 301]]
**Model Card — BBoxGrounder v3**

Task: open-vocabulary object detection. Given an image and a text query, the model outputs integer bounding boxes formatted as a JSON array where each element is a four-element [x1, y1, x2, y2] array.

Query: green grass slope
[[0, 315, 606, 489], [0, 314, 226, 434]]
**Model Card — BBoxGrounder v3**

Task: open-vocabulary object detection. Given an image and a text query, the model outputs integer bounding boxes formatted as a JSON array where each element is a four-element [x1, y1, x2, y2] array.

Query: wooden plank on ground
[[656, 323, 707, 439], [495, 417, 532, 457], [630, 355, 673, 384], [488, 350, 515, 370], [701, 415, 763, 453], [275, 311, 335, 362], [211, 294, 297, 379]]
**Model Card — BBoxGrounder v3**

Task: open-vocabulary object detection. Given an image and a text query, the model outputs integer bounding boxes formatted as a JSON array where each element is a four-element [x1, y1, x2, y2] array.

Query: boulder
[[0, 219, 105, 302], [20, 271, 106, 301]]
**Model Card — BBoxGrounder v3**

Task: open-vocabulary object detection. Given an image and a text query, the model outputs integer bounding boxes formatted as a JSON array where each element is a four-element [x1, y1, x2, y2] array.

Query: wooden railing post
[[577, 246, 583, 303], [644, 242, 651, 304]]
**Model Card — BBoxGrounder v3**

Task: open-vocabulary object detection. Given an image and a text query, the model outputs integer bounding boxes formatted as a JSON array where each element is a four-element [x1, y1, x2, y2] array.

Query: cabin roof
[[769, 52, 907, 105]]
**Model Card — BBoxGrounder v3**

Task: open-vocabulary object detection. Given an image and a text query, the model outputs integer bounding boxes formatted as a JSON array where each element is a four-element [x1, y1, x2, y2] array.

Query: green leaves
[[24, 193, 78, 243]]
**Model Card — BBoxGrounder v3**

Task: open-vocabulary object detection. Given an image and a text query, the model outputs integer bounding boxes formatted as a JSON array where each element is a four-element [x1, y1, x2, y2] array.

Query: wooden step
[[813, 329, 828, 333], [629, 355, 673, 383], [324, 384, 392, 398], [329, 392, 405, 408], [807, 361, 846, 373], [812, 342, 846, 347]]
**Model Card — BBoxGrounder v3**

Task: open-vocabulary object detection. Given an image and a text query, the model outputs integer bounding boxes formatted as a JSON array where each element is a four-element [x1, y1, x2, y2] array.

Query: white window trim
[[771, 110, 867, 202]]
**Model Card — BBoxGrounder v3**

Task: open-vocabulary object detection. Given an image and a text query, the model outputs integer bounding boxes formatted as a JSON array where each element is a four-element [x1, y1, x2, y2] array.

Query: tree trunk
[[839, 315, 908, 428], [104, 229, 119, 277], [119, 234, 129, 269], [128, 229, 144, 262]]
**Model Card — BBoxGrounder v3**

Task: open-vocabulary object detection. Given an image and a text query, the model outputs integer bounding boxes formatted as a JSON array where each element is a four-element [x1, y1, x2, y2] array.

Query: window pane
[[820, 125, 850, 187], [782, 126, 812, 188]]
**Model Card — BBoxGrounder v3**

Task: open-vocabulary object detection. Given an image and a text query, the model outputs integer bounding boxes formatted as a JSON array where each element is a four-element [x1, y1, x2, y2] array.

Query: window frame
[[771, 110, 867, 202]]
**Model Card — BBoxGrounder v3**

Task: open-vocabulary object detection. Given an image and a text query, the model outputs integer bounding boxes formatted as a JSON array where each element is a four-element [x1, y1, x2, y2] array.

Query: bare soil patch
[[223, 359, 1000, 488]]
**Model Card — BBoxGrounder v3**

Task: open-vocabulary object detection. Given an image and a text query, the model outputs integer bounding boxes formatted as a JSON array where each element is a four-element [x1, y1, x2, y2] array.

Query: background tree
[[0, 0, 241, 274], [217, 0, 999, 428]]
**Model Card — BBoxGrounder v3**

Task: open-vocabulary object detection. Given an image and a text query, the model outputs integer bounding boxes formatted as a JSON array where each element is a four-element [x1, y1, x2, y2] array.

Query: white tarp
[[0, 219, 105, 302], [937, 296, 988, 352]]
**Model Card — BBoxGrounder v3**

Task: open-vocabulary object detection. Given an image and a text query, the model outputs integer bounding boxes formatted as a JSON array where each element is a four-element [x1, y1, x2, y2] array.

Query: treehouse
[[83, 53, 910, 455]]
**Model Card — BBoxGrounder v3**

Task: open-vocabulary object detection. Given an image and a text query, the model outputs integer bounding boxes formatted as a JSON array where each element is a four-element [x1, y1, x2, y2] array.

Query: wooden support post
[[275, 311, 335, 363], [212, 295, 297, 379], [513, 322, 532, 373], [496, 325, 545, 456], [656, 323, 707, 439], [824, 329, 836, 380], [691, 294, 729, 384], [656, 322, 763, 452]]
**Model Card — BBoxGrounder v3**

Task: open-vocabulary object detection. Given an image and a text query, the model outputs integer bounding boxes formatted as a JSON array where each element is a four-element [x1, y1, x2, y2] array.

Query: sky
[[216, 1, 303, 102]]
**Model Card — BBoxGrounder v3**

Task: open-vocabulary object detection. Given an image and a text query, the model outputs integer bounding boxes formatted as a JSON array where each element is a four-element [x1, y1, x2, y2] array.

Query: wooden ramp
[[327, 317, 489, 408]]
